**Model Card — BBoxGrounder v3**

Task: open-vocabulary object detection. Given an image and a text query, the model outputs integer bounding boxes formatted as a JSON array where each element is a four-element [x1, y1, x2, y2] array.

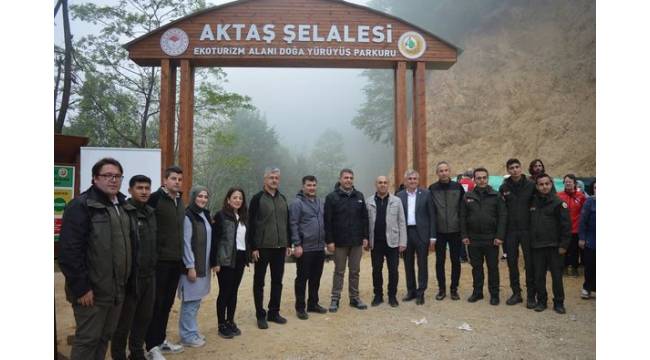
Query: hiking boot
[[506, 293, 523, 305]]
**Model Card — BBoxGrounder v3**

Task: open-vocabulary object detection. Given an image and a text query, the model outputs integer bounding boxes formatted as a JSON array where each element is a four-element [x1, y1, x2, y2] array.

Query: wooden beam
[[413, 61, 427, 183], [394, 61, 407, 192], [159, 59, 176, 183], [178, 60, 194, 203]]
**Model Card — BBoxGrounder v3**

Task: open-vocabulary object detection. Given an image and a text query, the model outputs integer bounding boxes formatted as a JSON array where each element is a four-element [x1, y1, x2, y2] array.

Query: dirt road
[[55, 254, 596, 359]]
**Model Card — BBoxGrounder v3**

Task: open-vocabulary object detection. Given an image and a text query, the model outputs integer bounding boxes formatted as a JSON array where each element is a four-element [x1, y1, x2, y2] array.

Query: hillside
[[423, 0, 595, 182]]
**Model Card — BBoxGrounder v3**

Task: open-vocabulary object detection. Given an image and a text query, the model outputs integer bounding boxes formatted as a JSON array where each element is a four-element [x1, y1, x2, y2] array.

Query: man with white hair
[[397, 169, 436, 305], [248, 167, 291, 329]]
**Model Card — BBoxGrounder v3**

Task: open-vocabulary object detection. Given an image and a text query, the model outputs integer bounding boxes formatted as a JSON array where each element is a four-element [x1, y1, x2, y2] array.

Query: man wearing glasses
[[59, 158, 139, 360]]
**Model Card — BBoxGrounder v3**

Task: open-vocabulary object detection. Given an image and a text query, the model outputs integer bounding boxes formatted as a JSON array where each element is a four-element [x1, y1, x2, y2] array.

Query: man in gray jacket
[[290, 175, 327, 320], [366, 176, 407, 307]]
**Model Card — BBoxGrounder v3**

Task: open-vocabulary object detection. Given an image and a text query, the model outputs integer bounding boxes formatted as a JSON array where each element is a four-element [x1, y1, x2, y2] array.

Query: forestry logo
[[398, 31, 426, 59], [160, 28, 189, 56]]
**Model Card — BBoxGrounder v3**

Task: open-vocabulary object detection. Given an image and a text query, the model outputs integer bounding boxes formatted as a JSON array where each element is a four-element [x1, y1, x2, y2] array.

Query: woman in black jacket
[[211, 187, 250, 339]]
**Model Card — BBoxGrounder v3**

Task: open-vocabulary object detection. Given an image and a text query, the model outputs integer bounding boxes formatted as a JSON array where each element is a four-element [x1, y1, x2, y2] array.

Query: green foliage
[[309, 129, 348, 196], [64, 0, 251, 148], [351, 70, 394, 145]]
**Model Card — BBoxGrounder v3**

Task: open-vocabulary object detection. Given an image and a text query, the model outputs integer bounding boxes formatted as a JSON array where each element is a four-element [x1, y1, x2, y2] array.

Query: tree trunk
[[55, 0, 73, 134], [139, 68, 156, 147]]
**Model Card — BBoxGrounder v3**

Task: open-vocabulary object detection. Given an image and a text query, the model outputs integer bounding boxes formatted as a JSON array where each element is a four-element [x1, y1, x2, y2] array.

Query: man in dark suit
[[397, 169, 436, 305]]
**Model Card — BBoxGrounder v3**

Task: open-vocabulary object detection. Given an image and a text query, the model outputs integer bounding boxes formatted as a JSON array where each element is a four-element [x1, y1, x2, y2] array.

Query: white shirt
[[407, 190, 417, 225], [235, 214, 247, 251]]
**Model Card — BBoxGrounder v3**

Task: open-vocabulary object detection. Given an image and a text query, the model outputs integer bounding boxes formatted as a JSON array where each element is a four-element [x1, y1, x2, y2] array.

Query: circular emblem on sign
[[160, 28, 189, 56], [57, 168, 68, 178], [398, 31, 427, 59]]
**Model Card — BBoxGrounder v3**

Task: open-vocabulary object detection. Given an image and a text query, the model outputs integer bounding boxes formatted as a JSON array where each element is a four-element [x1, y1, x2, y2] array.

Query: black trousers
[[371, 240, 399, 298], [435, 232, 462, 291], [404, 227, 429, 296], [294, 250, 325, 311], [468, 242, 500, 296], [583, 247, 596, 292], [459, 242, 468, 261], [253, 248, 286, 319], [217, 251, 247, 325], [111, 276, 155, 360], [533, 247, 565, 304], [565, 233, 580, 268], [145, 260, 181, 351], [505, 230, 536, 298]]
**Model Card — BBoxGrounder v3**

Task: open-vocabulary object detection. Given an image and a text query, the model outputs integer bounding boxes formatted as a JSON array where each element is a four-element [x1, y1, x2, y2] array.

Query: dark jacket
[[460, 186, 507, 242], [59, 185, 138, 305], [247, 189, 290, 250], [211, 210, 250, 268], [529, 193, 571, 249], [429, 181, 464, 234], [129, 199, 157, 278], [396, 188, 437, 243], [148, 187, 185, 262], [324, 185, 369, 247], [578, 197, 596, 249], [184, 206, 211, 277], [289, 191, 326, 252], [499, 176, 536, 231]]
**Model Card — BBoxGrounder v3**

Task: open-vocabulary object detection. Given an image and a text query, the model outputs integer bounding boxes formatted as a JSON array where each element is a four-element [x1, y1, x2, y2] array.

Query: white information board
[[80, 147, 161, 195]]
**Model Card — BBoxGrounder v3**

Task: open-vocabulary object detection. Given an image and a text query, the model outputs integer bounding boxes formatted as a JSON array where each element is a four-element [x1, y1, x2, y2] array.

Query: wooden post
[[394, 61, 408, 192], [413, 61, 427, 183], [159, 59, 176, 183], [178, 60, 194, 203]]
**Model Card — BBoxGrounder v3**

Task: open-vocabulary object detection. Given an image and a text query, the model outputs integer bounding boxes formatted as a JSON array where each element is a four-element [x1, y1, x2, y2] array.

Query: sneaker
[[435, 289, 446, 301], [307, 304, 328, 314], [180, 337, 205, 348], [227, 321, 241, 336], [501, 253, 507, 260], [267, 313, 287, 324], [197, 333, 206, 341], [371, 295, 384, 307], [146, 346, 166, 360], [350, 298, 368, 310], [218, 324, 234, 339], [159, 340, 183, 354], [581, 288, 591, 299]]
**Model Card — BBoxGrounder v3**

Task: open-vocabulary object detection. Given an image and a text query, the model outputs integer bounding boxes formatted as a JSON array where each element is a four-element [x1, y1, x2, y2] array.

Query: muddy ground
[[55, 253, 596, 359]]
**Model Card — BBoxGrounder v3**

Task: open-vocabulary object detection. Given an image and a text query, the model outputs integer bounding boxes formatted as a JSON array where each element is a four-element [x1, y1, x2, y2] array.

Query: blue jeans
[[178, 299, 201, 342]]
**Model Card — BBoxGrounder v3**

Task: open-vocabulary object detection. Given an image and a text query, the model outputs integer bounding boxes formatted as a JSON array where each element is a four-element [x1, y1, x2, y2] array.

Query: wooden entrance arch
[[125, 0, 459, 197]]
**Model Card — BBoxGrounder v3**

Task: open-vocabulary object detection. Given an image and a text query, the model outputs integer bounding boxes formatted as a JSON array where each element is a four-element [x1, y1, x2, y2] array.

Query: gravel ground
[[55, 252, 596, 359]]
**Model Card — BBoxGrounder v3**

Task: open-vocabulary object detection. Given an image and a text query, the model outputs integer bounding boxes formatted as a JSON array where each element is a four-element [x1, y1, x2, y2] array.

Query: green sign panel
[[54, 166, 75, 188]]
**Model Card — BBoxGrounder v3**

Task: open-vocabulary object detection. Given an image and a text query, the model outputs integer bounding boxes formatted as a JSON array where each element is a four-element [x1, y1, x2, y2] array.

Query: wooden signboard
[[125, 0, 460, 194]]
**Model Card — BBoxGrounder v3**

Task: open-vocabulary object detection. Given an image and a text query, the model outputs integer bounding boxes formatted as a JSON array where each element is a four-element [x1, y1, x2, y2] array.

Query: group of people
[[58, 157, 596, 360]]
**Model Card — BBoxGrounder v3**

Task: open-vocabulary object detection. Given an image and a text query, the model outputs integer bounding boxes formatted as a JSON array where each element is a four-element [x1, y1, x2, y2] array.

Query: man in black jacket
[[112, 175, 157, 360], [59, 158, 138, 360], [499, 158, 537, 308], [461, 168, 507, 305], [145, 166, 185, 358], [397, 169, 436, 305], [530, 174, 571, 314], [248, 167, 291, 329], [325, 169, 369, 312], [429, 161, 465, 301]]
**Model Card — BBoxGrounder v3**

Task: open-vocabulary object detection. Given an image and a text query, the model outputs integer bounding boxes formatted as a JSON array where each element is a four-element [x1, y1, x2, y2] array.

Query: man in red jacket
[[557, 174, 587, 277]]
